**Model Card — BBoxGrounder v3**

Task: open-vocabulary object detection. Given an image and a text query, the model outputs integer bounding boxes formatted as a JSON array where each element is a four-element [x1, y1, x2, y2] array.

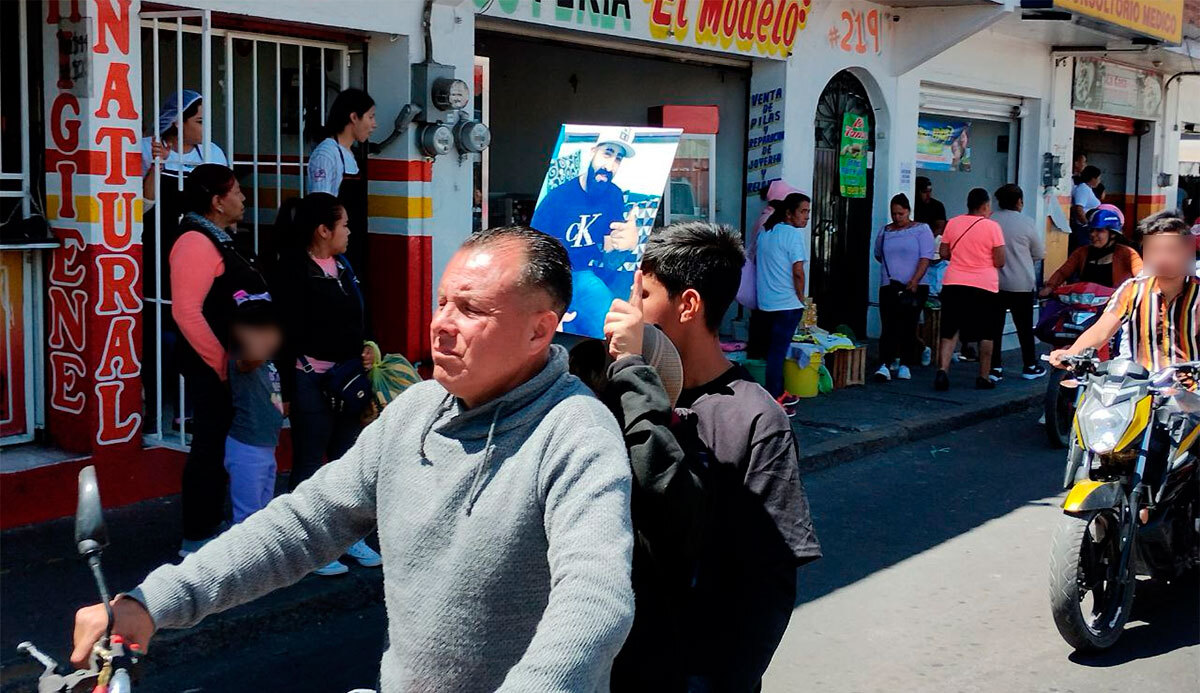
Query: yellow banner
[[1055, 0, 1183, 44]]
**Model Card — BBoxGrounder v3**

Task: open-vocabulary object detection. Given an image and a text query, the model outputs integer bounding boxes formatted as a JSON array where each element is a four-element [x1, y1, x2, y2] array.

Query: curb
[[797, 390, 1043, 475]]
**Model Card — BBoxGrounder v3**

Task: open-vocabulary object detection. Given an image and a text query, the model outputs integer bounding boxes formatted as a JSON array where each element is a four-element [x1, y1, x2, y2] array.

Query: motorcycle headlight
[[1077, 396, 1134, 454]]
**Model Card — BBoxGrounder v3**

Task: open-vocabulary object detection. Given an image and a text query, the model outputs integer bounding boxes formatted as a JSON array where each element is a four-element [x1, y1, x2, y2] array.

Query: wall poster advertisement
[[530, 124, 682, 339], [839, 114, 869, 198], [916, 117, 971, 172]]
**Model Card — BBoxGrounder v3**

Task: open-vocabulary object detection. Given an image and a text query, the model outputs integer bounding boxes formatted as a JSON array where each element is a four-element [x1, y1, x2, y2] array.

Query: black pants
[[878, 284, 929, 367], [180, 361, 232, 542], [747, 309, 771, 360], [288, 368, 363, 491], [992, 290, 1037, 369]]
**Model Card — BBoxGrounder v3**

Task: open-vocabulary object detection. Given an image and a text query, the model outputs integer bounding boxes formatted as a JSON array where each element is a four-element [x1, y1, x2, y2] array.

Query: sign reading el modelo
[[477, 0, 812, 58], [1054, 0, 1182, 45]]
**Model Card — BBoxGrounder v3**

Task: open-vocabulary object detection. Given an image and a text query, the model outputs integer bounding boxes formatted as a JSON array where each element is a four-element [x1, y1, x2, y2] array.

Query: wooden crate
[[826, 346, 867, 389]]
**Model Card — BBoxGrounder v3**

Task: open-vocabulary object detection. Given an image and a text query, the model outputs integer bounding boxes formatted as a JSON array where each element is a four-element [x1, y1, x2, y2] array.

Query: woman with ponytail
[[306, 88, 377, 274], [271, 192, 381, 576]]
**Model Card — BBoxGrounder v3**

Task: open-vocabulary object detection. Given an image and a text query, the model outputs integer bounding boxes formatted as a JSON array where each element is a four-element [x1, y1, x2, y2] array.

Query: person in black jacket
[[569, 271, 707, 691], [272, 192, 381, 576]]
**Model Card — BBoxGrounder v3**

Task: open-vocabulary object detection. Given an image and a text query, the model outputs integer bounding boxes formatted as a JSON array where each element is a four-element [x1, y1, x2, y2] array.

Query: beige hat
[[642, 324, 683, 408]]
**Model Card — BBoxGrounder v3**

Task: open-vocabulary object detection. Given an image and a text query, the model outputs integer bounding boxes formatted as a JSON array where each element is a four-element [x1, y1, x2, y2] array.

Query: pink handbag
[[736, 259, 757, 309]]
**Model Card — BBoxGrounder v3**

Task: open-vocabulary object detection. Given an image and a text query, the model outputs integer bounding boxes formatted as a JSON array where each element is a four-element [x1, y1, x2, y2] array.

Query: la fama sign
[[477, 0, 813, 59]]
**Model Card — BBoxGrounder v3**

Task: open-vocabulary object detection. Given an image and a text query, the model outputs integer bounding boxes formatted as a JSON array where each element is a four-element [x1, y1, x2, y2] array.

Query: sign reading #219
[[476, 0, 813, 59]]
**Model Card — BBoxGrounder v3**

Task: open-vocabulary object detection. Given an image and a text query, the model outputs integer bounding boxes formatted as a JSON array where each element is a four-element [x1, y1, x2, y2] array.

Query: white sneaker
[[896, 365, 912, 380], [921, 347, 932, 367], [313, 559, 349, 576], [873, 364, 891, 382], [346, 538, 383, 568]]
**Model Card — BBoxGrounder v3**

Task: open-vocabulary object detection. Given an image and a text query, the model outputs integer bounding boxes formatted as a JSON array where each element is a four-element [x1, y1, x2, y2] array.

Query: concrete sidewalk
[[0, 349, 1049, 690], [791, 347, 1048, 473]]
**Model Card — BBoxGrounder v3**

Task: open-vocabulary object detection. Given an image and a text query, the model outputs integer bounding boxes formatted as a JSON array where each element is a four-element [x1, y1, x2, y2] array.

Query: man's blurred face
[[918, 186, 932, 203], [1141, 234, 1194, 280], [430, 241, 557, 407], [588, 145, 625, 186]]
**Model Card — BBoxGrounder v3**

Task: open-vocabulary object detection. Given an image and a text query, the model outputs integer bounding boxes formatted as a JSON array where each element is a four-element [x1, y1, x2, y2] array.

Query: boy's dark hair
[[967, 187, 990, 213], [994, 184, 1023, 211], [231, 296, 279, 328], [568, 338, 610, 395], [462, 226, 573, 317], [1137, 209, 1190, 237], [641, 222, 745, 333]]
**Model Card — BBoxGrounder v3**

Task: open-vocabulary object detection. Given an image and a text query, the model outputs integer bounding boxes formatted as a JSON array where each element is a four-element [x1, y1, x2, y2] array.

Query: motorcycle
[[1048, 352, 1200, 651], [17, 466, 141, 692], [1035, 283, 1115, 448]]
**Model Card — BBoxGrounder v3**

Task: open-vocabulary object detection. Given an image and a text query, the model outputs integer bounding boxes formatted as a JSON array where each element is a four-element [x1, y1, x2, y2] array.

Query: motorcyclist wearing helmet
[[1040, 207, 1143, 297]]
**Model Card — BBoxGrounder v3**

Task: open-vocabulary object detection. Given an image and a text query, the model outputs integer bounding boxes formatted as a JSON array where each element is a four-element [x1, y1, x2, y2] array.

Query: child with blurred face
[[224, 296, 286, 524]]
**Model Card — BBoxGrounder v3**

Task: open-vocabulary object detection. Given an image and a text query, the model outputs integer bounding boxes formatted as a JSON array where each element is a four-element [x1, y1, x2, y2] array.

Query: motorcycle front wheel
[[1049, 509, 1134, 651], [1044, 368, 1076, 449]]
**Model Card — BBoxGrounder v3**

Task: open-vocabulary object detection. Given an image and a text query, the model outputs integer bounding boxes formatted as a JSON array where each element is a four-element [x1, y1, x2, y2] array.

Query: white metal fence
[[141, 9, 354, 448]]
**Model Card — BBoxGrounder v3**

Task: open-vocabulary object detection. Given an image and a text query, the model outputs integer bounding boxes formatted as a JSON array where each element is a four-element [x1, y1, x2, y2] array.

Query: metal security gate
[[810, 71, 874, 338], [140, 8, 356, 448]]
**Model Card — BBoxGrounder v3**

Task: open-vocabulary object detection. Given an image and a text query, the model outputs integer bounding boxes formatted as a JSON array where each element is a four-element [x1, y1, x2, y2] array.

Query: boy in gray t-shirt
[[225, 292, 285, 523]]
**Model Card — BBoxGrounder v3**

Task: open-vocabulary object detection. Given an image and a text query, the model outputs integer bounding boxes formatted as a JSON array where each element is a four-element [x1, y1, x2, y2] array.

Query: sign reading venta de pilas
[[44, 0, 145, 454], [477, 0, 813, 58]]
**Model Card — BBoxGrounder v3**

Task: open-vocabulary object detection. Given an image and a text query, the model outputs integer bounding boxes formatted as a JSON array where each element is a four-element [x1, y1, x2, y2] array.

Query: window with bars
[[140, 9, 361, 449]]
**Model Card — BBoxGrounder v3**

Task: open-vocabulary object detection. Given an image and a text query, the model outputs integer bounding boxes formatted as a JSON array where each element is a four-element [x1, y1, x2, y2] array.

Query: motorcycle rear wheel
[[1050, 509, 1134, 651]]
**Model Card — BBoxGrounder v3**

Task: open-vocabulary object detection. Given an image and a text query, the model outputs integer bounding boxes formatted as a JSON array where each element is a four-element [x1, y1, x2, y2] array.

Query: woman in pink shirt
[[171, 164, 267, 555], [935, 187, 1006, 392]]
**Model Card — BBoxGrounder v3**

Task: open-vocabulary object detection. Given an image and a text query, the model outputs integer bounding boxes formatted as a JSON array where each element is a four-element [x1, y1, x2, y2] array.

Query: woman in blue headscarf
[[141, 90, 231, 434]]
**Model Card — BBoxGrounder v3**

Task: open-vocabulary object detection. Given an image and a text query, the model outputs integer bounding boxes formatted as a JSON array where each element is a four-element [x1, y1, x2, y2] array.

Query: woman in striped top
[[1051, 211, 1199, 374]]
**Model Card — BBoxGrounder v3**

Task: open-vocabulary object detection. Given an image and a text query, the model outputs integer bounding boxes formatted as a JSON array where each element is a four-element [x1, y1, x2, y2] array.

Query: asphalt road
[[765, 410, 1200, 692], [13, 410, 1197, 692]]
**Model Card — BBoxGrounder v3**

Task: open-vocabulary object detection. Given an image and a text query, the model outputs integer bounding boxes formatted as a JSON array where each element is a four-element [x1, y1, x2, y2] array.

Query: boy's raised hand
[[604, 271, 644, 361]]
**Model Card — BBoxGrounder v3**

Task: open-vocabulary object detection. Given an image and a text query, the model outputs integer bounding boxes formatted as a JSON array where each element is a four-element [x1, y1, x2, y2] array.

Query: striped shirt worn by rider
[[1105, 275, 1200, 372]]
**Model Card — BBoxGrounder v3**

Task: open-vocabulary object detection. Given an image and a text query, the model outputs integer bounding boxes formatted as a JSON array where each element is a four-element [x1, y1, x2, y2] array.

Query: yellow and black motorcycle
[[1049, 352, 1200, 651]]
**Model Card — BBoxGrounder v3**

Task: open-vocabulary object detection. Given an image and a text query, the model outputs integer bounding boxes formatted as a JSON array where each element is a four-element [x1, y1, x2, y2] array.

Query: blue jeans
[[224, 436, 277, 523], [764, 308, 803, 398]]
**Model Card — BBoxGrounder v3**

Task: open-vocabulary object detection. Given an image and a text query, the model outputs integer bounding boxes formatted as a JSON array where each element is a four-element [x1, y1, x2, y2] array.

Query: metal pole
[[176, 18, 184, 191], [341, 49, 349, 91], [298, 45, 304, 196], [17, 0, 31, 217], [276, 42, 282, 214], [201, 11, 212, 161], [153, 20, 163, 439], [319, 48, 326, 133], [253, 40, 260, 253], [225, 34, 234, 162]]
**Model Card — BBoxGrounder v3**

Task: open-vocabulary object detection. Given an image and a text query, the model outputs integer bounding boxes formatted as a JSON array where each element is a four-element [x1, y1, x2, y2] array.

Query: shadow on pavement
[[794, 410, 1064, 607]]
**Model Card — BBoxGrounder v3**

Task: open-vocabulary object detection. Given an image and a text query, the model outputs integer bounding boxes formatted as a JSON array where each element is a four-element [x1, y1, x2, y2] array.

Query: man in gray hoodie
[[71, 226, 636, 692]]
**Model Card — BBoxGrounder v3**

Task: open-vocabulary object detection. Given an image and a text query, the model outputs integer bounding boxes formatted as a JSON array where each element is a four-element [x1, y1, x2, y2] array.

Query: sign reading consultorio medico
[[1053, 0, 1183, 45], [475, 0, 813, 58]]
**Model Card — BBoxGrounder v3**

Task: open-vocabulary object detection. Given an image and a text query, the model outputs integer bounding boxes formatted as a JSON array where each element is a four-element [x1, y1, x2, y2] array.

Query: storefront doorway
[[474, 31, 750, 236], [1074, 112, 1143, 235], [811, 70, 873, 338]]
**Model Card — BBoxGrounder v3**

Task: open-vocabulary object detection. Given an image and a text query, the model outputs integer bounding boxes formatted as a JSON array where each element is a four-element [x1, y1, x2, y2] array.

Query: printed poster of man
[[531, 124, 682, 338]]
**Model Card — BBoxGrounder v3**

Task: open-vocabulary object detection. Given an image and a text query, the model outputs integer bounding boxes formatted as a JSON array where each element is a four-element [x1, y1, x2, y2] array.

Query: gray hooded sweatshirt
[[128, 345, 635, 691]]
